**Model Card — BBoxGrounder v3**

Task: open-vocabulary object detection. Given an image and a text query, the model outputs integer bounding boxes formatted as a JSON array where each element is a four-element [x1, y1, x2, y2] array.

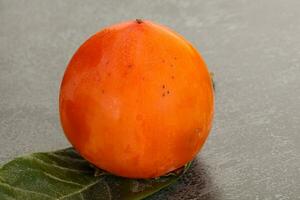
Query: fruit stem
[[136, 19, 143, 24]]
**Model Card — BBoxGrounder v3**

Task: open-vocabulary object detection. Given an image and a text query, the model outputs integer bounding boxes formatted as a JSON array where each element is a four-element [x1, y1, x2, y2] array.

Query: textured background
[[0, 0, 299, 199]]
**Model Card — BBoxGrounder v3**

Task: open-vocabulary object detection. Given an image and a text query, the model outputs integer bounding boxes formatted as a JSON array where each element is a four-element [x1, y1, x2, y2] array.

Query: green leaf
[[0, 148, 190, 200]]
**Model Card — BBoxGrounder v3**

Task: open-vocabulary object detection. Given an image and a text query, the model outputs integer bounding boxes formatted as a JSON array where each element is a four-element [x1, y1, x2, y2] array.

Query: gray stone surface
[[0, 0, 299, 199]]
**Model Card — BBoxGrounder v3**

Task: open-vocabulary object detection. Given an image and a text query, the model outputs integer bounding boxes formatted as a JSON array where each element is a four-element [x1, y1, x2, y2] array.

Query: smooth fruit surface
[[59, 20, 214, 178]]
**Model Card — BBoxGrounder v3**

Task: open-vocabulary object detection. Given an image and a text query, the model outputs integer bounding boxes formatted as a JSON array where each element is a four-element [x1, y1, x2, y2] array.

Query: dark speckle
[[101, 89, 105, 94], [170, 64, 174, 67], [128, 64, 132, 68], [171, 75, 175, 79], [106, 61, 109, 65], [167, 90, 170, 94], [174, 57, 177, 60], [162, 59, 165, 63], [107, 72, 111, 76], [162, 85, 165, 89], [162, 93, 165, 97]]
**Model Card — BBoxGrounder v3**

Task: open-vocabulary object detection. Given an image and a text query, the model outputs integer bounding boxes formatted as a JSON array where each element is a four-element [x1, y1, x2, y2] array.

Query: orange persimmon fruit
[[59, 19, 214, 178]]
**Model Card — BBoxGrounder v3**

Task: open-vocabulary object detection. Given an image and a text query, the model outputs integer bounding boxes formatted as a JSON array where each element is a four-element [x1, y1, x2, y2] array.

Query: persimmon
[[59, 19, 214, 178]]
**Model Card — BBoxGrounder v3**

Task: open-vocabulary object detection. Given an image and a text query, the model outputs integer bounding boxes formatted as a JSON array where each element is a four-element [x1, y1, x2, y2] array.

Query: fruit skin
[[59, 20, 214, 178]]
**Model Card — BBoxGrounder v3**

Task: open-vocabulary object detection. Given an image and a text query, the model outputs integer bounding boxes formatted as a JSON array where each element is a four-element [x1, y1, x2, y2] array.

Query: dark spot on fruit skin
[[162, 85, 165, 89], [162, 93, 165, 97], [170, 64, 174, 67], [107, 72, 111, 76], [162, 59, 165, 63], [174, 57, 177, 60], [106, 61, 109, 65], [101, 90, 105, 94], [128, 64, 132, 68], [171, 75, 175, 79], [167, 90, 170, 94]]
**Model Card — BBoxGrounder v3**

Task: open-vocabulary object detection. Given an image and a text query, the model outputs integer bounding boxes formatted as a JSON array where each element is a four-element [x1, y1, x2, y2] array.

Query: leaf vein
[[0, 181, 54, 199], [79, 193, 84, 200], [28, 156, 91, 174], [57, 179, 101, 200], [22, 167, 84, 187]]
